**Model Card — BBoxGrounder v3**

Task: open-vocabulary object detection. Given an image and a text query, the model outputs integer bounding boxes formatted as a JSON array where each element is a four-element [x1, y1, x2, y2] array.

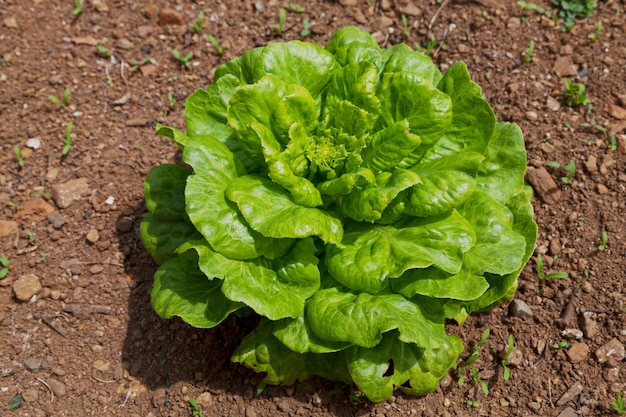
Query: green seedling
[[610, 392, 626, 415], [467, 399, 480, 408], [96, 44, 113, 57], [189, 11, 204, 34], [501, 335, 515, 381], [207, 34, 226, 56], [547, 159, 576, 184], [401, 14, 409, 38], [62, 121, 73, 156], [272, 8, 286, 35], [40, 253, 48, 262], [172, 50, 193, 69], [25, 231, 35, 242], [517, 1, 552, 17], [13, 146, 24, 168], [471, 365, 489, 395], [536, 254, 569, 280], [48, 87, 71, 108], [167, 92, 176, 111], [563, 79, 590, 107], [0, 256, 9, 279], [587, 20, 602, 41], [523, 40, 535, 63], [415, 36, 438, 56], [289, 3, 305, 12], [552, 0, 597, 30], [130, 55, 152, 72], [300, 19, 311, 37], [553, 340, 571, 349], [73, 0, 83, 16], [188, 397, 205, 417], [458, 329, 490, 387], [597, 230, 608, 251]]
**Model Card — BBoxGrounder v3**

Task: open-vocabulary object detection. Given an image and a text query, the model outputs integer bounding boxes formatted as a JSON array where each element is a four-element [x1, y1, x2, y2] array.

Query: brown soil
[[1, 0, 626, 416]]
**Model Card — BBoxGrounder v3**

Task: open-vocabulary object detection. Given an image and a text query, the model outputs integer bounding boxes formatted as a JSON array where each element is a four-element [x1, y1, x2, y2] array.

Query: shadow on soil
[[115, 203, 374, 416]]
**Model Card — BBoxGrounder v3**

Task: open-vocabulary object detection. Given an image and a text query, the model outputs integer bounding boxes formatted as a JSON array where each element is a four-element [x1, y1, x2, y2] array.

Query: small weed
[[25, 231, 35, 242], [553, 340, 571, 349], [458, 329, 490, 387], [40, 253, 48, 262], [13, 146, 25, 168], [610, 392, 626, 415], [129, 55, 152, 72], [272, 8, 287, 36], [536, 254, 569, 280], [300, 19, 311, 37], [597, 230, 608, 251], [0, 256, 9, 279], [188, 11, 204, 34], [471, 366, 489, 395], [415, 36, 438, 56], [523, 40, 535, 63], [563, 79, 590, 107], [207, 34, 226, 56], [73, 0, 83, 16], [517, 1, 552, 17], [552, 0, 597, 30], [587, 20, 602, 41], [4, 55, 12, 67], [188, 397, 205, 417], [501, 335, 515, 381], [547, 160, 576, 184], [62, 121, 74, 156], [167, 92, 176, 111], [401, 14, 409, 38], [172, 50, 193, 69], [289, 3, 305, 12], [48, 87, 71, 108], [96, 44, 113, 57], [482, 10, 492, 20], [467, 399, 480, 408]]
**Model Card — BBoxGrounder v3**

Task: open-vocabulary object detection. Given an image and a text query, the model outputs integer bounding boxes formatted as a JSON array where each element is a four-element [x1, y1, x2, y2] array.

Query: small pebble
[[86, 229, 99, 243], [509, 299, 534, 319], [595, 338, 625, 363], [47, 378, 67, 397], [13, 274, 42, 302], [567, 342, 589, 364]]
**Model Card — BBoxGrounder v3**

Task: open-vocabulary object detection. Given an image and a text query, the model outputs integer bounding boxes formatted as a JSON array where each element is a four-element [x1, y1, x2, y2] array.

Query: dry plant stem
[[429, 0, 452, 29], [36, 377, 55, 403]]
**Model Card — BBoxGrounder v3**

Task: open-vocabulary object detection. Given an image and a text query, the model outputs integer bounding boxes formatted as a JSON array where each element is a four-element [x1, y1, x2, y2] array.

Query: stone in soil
[[24, 357, 43, 372], [46, 211, 66, 229], [567, 342, 590, 364], [509, 299, 534, 318], [13, 273, 42, 301], [0, 219, 18, 239], [13, 197, 55, 223], [556, 382, 584, 406], [525, 166, 561, 205], [47, 378, 67, 396], [552, 56, 577, 77], [158, 8, 184, 26], [578, 312, 598, 339], [52, 178, 89, 209], [595, 338, 625, 364], [556, 407, 578, 417]]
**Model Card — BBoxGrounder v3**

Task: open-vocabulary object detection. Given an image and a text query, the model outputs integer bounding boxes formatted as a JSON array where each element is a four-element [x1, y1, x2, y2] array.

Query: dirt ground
[[1, 0, 625, 416]]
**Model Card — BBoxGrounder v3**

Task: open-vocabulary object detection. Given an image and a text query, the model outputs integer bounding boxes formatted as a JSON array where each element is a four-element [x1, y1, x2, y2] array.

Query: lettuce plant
[[141, 26, 537, 402]]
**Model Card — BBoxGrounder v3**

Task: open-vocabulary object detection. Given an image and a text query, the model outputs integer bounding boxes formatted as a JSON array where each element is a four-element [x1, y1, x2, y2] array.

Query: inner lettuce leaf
[[141, 26, 536, 403]]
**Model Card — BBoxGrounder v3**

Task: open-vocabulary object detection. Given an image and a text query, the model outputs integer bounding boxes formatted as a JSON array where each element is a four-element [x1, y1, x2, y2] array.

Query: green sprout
[[553, 340, 571, 349], [96, 44, 113, 57], [552, 0, 597, 30], [300, 19, 311, 37], [517, 1, 552, 17], [73, 0, 83, 16], [272, 8, 286, 35], [188, 398, 205, 417], [587, 20, 602, 41], [597, 230, 608, 251], [401, 14, 409, 38], [129, 55, 152, 72], [13, 146, 24, 168], [501, 335, 515, 381], [563, 79, 590, 107], [289, 3, 305, 12], [523, 40, 535, 63], [547, 160, 576, 184], [167, 92, 176, 111], [189, 11, 204, 34], [62, 121, 74, 156], [0, 256, 9, 279], [536, 254, 569, 280], [207, 34, 226, 56], [458, 329, 490, 387], [467, 399, 480, 408], [25, 231, 35, 242], [48, 87, 71, 108], [172, 50, 193, 69], [610, 392, 626, 415]]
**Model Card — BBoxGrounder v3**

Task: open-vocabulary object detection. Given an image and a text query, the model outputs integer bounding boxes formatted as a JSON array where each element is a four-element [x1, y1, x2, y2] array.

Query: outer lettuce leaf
[[346, 331, 463, 402], [180, 238, 319, 320], [272, 313, 351, 354], [140, 214, 200, 265], [226, 175, 343, 245], [151, 251, 243, 328], [325, 26, 383, 68], [326, 211, 475, 292], [477, 122, 527, 204], [377, 72, 452, 145], [144, 164, 190, 220], [382, 43, 443, 86], [306, 287, 448, 349], [183, 136, 291, 260]]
